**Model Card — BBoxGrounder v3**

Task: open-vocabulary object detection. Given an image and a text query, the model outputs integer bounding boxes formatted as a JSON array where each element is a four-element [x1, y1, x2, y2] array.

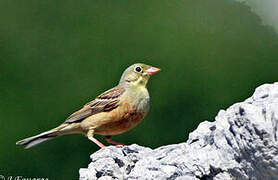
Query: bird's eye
[[135, 66, 142, 72]]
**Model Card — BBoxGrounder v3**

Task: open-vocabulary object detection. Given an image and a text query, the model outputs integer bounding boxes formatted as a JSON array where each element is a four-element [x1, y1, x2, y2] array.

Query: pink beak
[[146, 66, 161, 74]]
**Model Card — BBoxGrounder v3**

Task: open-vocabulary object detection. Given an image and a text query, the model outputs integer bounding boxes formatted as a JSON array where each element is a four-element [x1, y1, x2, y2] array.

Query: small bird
[[16, 63, 160, 149]]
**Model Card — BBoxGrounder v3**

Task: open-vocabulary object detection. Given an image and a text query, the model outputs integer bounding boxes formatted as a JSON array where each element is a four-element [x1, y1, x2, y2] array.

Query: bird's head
[[119, 63, 160, 88]]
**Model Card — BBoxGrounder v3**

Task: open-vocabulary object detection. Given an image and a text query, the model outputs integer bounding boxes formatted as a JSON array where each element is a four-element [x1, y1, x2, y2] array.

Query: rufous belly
[[94, 110, 145, 136], [80, 102, 146, 136]]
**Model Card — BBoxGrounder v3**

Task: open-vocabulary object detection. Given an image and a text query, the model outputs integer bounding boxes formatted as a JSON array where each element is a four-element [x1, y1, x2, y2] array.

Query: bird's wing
[[63, 86, 125, 124]]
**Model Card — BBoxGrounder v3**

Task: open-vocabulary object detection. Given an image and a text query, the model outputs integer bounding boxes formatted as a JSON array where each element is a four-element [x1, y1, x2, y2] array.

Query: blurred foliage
[[235, 0, 278, 32], [1, 0, 278, 179]]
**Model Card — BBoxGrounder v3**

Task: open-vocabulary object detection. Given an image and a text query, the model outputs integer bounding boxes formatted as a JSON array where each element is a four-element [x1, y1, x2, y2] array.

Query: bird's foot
[[106, 138, 125, 147]]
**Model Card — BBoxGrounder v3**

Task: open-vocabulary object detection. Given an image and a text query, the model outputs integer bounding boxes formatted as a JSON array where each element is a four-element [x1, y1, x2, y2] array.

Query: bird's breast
[[90, 87, 150, 136], [94, 102, 146, 136], [127, 87, 150, 114]]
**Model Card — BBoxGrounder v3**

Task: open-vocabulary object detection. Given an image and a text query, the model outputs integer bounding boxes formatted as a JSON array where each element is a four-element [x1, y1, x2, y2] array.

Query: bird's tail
[[16, 123, 80, 149]]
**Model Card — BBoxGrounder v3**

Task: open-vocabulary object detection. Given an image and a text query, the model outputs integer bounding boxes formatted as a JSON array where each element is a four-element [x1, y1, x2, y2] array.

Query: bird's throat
[[126, 85, 150, 113]]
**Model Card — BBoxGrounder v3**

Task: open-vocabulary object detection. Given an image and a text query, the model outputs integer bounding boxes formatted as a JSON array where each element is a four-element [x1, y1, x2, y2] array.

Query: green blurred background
[[1, 0, 278, 179]]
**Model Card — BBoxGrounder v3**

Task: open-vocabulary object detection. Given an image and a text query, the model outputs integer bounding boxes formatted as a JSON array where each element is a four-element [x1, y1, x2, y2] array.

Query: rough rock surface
[[79, 83, 278, 180]]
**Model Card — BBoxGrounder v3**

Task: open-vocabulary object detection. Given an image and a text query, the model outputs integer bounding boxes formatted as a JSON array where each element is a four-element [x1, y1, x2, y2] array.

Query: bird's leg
[[87, 129, 106, 148], [105, 136, 125, 146]]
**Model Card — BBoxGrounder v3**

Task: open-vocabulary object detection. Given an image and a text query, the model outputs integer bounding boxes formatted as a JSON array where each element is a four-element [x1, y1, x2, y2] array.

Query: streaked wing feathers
[[63, 86, 125, 124], [96, 86, 125, 100]]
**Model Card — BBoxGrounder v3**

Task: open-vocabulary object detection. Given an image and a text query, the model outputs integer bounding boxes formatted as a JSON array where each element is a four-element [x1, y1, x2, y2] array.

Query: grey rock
[[80, 83, 278, 180]]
